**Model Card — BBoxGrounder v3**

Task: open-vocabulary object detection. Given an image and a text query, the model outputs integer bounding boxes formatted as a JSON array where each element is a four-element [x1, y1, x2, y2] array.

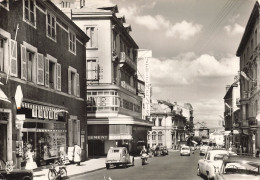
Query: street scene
[[1, 0, 260, 179]]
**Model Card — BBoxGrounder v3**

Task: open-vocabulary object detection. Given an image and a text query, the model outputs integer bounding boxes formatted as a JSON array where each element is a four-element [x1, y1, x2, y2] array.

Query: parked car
[[105, 147, 134, 169], [197, 149, 229, 180], [0, 159, 33, 180], [200, 145, 210, 155], [215, 155, 260, 180], [154, 145, 163, 156], [180, 146, 191, 156], [162, 146, 168, 155]]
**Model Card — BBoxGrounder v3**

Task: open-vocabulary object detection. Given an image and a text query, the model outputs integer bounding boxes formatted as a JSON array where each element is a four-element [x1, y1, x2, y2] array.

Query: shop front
[[18, 102, 67, 166]]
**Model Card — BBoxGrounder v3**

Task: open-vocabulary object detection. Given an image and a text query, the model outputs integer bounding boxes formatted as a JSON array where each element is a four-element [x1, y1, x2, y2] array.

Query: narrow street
[[76, 151, 204, 180]]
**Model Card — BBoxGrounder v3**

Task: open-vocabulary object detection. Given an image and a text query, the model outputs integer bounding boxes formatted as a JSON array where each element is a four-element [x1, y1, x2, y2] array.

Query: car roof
[[207, 150, 228, 155], [224, 155, 260, 165]]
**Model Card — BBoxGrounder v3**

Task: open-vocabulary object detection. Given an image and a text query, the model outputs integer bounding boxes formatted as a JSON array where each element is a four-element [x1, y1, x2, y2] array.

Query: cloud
[[166, 20, 202, 40], [224, 23, 244, 35], [135, 15, 170, 30], [138, 52, 239, 86]]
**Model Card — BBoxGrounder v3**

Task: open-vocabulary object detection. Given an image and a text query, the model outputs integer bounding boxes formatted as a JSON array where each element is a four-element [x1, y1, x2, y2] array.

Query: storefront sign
[[109, 134, 132, 140], [88, 136, 108, 140]]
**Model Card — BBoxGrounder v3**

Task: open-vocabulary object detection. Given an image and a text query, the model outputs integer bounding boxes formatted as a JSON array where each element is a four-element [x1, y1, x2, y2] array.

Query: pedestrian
[[25, 144, 37, 170], [73, 143, 82, 166]]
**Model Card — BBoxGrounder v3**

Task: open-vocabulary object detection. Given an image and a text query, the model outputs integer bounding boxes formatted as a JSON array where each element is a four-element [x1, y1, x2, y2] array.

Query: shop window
[[69, 30, 76, 54], [23, 0, 36, 27], [47, 12, 56, 41], [86, 26, 98, 48]]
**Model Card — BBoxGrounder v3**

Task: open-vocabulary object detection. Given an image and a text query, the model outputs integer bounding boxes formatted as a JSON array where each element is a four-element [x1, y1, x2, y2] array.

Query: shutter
[[37, 53, 44, 85], [20, 45, 27, 80], [77, 120, 80, 145], [93, 27, 98, 48], [76, 73, 80, 97], [68, 69, 71, 94], [68, 119, 73, 146], [9, 39, 17, 77], [57, 63, 61, 91], [45, 57, 49, 87]]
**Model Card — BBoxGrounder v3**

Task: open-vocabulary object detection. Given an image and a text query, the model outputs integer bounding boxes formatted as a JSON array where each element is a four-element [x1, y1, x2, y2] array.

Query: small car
[[0, 159, 33, 180], [105, 147, 134, 169], [197, 149, 229, 180], [200, 145, 209, 155], [180, 146, 191, 156], [162, 146, 168, 155], [215, 155, 260, 180], [154, 145, 163, 156]]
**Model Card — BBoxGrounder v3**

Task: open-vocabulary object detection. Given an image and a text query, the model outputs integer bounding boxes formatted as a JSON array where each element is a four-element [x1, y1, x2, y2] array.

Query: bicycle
[[48, 157, 67, 180]]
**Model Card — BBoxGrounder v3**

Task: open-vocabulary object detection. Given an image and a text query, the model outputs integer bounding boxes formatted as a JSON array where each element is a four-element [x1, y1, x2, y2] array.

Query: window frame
[[46, 54, 57, 89], [46, 11, 57, 42], [86, 58, 99, 81], [68, 30, 76, 55], [68, 66, 79, 96], [85, 26, 98, 49], [23, 0, 36, 28]]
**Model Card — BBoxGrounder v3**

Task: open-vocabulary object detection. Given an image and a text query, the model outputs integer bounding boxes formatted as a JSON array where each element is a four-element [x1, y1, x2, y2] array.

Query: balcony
[[121, 81, 136, 94], [120, 52, 137, 71]]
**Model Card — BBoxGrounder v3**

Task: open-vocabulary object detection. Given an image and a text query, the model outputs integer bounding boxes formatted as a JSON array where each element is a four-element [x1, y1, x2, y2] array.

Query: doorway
[[0, 123, 7, 161]]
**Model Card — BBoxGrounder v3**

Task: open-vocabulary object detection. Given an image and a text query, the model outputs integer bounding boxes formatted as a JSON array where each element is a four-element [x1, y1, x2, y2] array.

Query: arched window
[[158, 131, 162, 140], [152, 132, 156, 140]]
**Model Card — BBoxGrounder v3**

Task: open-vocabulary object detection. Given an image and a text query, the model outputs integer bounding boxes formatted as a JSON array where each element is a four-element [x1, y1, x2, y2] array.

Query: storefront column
[[4, 109, 12, 166]]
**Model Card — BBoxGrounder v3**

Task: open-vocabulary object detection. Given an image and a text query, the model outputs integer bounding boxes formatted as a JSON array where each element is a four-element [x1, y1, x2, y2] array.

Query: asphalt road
[[76, 150, 206, 180]]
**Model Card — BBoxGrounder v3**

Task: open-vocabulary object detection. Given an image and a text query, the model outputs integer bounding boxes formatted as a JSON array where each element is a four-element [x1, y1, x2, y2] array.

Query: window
[[152, 132, 156, 140], [0, 38, 7, 72], [86, 26, 98, 48], [68, 66, 80, 96], [158, 132, 162, 140], [49, 61, 56, 88], [47, 12, 56, 40], [26, 50, 36, 82], [23, 0, 36, 27], [44, 54, 61, 90], [87, 59, 98, 80], [159, 118, 162, 126], [69, 30, 76, 54]]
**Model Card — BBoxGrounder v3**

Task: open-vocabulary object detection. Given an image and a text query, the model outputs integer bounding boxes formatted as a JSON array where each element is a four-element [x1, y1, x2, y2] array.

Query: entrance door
[[0, 124, 7, 161], [88, 140, 104, 156]]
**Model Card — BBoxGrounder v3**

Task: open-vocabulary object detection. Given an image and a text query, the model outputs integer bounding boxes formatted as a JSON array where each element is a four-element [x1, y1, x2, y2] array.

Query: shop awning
[[0, 88, 10, 103]]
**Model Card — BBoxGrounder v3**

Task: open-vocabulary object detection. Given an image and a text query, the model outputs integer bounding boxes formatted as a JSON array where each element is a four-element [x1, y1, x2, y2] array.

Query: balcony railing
[[121, 81, 136, 94], [120, 52, 137, 71]]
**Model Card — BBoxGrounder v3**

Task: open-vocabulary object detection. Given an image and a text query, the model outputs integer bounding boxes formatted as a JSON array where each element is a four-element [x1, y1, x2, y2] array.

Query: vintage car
[[0, 159, 33, 180], [180, 146, 191, 156], [105, 147, 134, 169], [154, 145, 163, 156], [197, 149, 229, 180], [162, 146, 168, 155], [215, 155, 260, 180], [200, 145, 210, 155]]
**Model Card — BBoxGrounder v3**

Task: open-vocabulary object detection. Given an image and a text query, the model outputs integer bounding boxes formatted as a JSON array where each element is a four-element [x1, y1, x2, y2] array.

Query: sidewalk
[[33, 157, 106, 180]]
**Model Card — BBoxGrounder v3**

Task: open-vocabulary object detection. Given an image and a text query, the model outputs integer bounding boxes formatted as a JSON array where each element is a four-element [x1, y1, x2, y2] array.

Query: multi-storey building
[[148, 100, 193, 149], [223, 79, 240, 149], [236, 1, 260, 156], [57, 0, 152, 156], [194, 122, 209, 139], [0, 0, 88, 168]]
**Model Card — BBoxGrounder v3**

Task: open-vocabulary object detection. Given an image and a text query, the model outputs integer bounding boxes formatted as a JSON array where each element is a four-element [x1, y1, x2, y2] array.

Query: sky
[[54, 0, 256, 128], [111, 0, 256, 128]]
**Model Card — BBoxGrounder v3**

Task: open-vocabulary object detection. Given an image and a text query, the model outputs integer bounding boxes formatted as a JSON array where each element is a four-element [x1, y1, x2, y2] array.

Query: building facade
[[236, 1, 260, 156], [0, 0, 88, 168], [194, 122, 209, 139], [58, 0, 152, 156]]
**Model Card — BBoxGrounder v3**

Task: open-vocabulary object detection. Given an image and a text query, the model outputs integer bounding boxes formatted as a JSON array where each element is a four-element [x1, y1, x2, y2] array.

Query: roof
[[236, 1, 259, 56]]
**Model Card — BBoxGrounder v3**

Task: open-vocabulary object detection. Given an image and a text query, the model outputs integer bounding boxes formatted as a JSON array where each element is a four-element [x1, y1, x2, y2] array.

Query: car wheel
[[106, 164, 110, 169], [197, 166, 201, 176], [132, 157, 135, 166], [207, 172, 212, 180]]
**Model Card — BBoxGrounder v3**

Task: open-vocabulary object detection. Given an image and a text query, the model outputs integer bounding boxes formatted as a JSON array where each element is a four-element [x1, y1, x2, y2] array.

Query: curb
[[68, 167, 106, 178]]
